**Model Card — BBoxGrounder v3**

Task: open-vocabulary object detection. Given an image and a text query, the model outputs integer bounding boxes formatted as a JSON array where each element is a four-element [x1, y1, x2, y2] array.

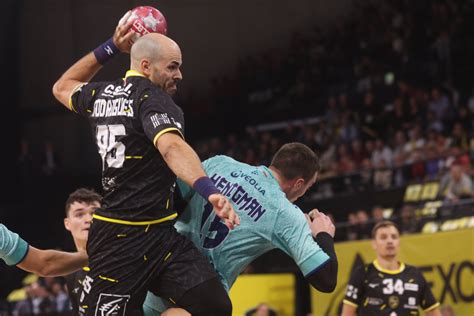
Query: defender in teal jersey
[[0, 223, 87, 276], [144, 143, 338, 315]]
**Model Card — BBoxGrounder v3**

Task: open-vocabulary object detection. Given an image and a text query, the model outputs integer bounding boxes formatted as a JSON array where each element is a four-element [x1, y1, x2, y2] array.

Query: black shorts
[[78, 218, 218, 315]]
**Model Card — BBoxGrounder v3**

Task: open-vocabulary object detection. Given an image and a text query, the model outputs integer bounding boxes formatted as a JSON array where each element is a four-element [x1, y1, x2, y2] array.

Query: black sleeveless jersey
[[343, 260, 439, 316], [70, 71, 185, 221]]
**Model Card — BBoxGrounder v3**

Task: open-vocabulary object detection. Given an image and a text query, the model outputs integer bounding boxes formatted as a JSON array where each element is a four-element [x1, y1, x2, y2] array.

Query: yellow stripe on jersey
[[423, 302, 440, 312], [342, 299, 358, 308], [153, 128, 184, 146], [125, 156, 143, 159], [82, 267, 90, 272], [125, 70, 146, 78], [373, 260, 406, 274], [68, 82, 87, 113], [99, 275, 118, 283], [93, 213, 177, 226]]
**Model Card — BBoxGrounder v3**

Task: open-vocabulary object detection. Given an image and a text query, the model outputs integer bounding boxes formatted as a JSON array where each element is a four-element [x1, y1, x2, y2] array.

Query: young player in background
[[341, 221, 441, 316], [62, 188, 102, 315]]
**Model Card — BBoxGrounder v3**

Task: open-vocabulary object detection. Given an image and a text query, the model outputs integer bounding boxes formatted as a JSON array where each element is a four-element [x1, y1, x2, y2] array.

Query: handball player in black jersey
[[63, 188, 102, 315], [53, 17, 239, 316], [341, 221, 441, 316]]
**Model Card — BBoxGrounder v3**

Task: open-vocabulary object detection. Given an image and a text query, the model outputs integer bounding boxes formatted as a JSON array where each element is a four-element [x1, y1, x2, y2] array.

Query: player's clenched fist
[[305, 209, 336, 238], [113, 13, 136, 54]]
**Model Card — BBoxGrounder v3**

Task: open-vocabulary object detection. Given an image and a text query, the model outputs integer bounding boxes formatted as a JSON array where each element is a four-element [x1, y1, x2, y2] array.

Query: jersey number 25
[[96, 124, 126, 170]]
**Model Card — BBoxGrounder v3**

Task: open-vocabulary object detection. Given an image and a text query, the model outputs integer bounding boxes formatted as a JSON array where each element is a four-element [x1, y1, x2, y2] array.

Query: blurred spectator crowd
[[2, 276, 70, 316], [193, 0, 473, 184], [190, 0, 474, 242]]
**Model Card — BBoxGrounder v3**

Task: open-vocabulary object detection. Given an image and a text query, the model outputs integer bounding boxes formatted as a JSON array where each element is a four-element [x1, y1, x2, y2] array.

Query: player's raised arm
[[52, 12, 135, 109], [156, 132, 240, 229]]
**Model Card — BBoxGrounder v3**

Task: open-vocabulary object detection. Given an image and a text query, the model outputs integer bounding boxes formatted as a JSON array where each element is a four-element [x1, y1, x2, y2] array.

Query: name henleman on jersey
[[210, 173, 267, 222]]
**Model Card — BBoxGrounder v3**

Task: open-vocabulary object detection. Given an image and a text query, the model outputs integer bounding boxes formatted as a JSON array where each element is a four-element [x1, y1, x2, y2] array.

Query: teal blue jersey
[[144, 155, 330, 315], [177, 155, 330, 290], [0, 224, 29, 266]]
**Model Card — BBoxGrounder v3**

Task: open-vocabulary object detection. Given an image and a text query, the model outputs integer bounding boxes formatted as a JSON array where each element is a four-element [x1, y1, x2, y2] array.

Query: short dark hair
[[270, 143, 320, 182], [371, 220, 399, 239], [65, 188, 102, 216]]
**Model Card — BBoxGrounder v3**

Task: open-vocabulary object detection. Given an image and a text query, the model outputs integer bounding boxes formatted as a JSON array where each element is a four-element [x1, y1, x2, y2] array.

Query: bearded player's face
[[149, 48, 182, 95], [372, 226, 400, 258]]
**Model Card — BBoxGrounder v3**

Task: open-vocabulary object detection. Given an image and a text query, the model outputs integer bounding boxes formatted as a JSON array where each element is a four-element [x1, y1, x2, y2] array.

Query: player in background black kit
[[63, 188, 102, 315], [52, 16, 239, 316], [341, 221, 441, 316]]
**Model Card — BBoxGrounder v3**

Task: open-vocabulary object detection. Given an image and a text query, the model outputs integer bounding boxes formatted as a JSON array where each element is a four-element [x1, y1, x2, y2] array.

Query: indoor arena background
[[0, 0, 472, 315]]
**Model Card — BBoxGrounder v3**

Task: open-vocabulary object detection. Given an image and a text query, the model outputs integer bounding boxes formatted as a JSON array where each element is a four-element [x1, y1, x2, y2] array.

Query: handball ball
[[128, 6, 167, 39]]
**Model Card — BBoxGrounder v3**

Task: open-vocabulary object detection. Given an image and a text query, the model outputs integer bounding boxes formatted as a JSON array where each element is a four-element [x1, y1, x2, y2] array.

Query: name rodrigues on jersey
[[91, 98, 134, 118], [210, 173, 266, 222]]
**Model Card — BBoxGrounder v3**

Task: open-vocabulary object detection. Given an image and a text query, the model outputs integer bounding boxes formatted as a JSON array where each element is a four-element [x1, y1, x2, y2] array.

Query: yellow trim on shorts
[[92, 213, 177, 226], [343, 299, 358, 308], [153, 128, 184, 146], [423, 302, 440, 312]]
